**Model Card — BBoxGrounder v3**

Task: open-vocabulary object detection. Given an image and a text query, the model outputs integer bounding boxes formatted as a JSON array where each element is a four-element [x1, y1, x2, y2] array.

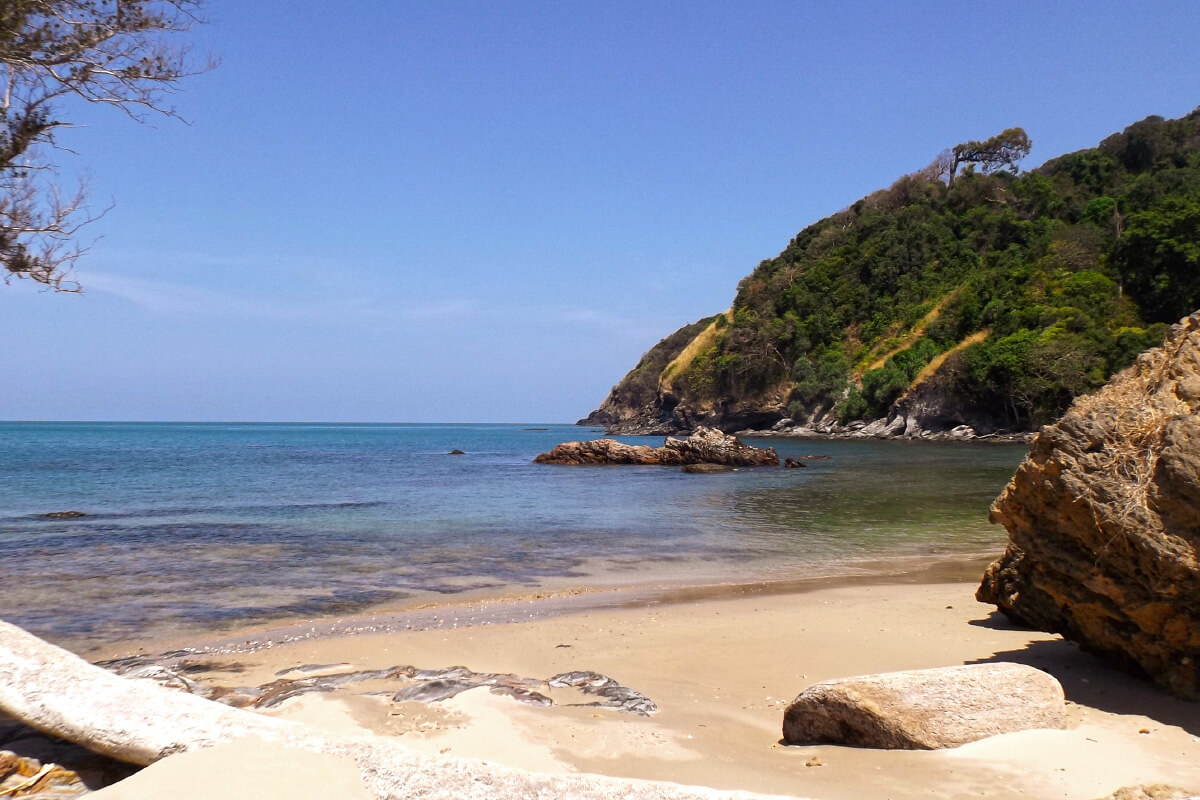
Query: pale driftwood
[[0, 620, 800, 800]]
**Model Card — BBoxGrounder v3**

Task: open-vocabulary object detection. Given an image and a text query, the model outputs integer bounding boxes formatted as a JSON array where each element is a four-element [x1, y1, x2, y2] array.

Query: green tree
[[949, 127, 1032, 186], [1112, 197, 1200, 322], [1, 1, 211, 291]]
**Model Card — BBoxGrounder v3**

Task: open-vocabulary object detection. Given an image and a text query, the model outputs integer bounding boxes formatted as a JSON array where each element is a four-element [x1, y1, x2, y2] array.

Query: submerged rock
[[681, 463, 734, 474], [782, 663, 1067, 749], [42, 511, 86, 519], [534, 427, 778, 467], [978, 312, 1200, 698]]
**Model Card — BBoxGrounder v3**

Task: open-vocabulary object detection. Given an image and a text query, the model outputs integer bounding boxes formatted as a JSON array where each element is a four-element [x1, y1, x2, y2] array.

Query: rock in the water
[[534, 426, 778, 467], [533, 437, 661, 465], [781, 663, 1067, 749], [978, 312, 1200, 699], [43, 511, 86, 519], [783, 458, 807, 468], [448, 449, 465, 455], [682, 463, 734, 474]]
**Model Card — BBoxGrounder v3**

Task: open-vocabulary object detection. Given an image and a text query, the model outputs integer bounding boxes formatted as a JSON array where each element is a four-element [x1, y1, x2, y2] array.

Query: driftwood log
[[0, 620, 797, 800]]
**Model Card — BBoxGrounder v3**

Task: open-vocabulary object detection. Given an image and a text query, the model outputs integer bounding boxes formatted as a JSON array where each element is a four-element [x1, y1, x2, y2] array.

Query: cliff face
[[978, 312, 1200, 698], [578, 315, 718, 431], [582, 109, 1200, 436]]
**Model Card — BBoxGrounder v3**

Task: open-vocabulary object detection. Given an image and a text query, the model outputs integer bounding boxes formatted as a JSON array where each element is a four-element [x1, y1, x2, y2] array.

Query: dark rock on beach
[[533, 426, 778, 467], [100, 658, 655, 717], [782, 663, 1067, 750], [978, 312, 1200, 699]]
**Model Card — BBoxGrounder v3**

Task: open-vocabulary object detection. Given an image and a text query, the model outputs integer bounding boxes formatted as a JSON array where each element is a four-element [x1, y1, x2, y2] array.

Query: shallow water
[[0, 422, 1025, 647]]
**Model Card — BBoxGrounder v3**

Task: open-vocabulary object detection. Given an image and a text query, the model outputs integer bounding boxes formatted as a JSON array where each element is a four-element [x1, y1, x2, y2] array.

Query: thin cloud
[[85, 271, 478, 324], [86, 272, 313, 319]]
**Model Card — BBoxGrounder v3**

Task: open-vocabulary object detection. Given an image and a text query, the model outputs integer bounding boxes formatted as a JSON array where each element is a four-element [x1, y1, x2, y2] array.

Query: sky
[[4, 0, 1200, 423]]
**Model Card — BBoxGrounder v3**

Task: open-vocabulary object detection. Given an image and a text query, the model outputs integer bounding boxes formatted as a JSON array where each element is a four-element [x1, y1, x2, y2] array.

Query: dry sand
[[92, 573, 1200, 800]]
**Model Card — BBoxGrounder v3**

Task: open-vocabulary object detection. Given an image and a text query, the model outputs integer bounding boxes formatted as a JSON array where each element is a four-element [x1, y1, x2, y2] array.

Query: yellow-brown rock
[[978, 313, 1200, 698]]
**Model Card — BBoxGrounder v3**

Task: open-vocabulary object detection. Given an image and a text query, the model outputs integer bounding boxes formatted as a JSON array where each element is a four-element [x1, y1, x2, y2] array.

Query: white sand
[[93, 578, 1200, 800]]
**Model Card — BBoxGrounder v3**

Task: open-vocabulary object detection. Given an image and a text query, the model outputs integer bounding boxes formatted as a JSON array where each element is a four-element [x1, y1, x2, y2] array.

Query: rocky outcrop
[[978, 312, 1200, 699], [579, 315, 719, 429], [534, 427, 778, 467], [781, 663, 1067, 750]]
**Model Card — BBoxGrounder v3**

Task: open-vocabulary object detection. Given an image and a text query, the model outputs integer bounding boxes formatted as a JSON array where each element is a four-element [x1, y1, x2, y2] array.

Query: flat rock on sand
[[782, 663, 1067, 749]]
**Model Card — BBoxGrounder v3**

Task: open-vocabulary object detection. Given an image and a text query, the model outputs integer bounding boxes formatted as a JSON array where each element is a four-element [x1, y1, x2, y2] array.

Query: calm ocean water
[[0, 422, 1025, 648]]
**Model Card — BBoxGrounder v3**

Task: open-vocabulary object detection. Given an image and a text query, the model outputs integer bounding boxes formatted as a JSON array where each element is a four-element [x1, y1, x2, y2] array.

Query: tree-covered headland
[[588, 108, 1200, 434]]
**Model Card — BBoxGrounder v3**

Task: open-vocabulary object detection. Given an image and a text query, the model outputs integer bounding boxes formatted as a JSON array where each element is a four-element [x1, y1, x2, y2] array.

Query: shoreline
[[79, 558, 1200, 800], [87, 553, 996, 662]]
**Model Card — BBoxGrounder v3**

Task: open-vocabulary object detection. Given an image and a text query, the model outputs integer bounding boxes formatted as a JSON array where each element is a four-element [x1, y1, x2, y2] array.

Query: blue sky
[[4, 1, 1200, 422]]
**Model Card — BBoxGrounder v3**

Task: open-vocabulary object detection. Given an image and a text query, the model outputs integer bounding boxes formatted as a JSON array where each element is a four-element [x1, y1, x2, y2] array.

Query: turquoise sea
[[0, 422, 1025, 649]]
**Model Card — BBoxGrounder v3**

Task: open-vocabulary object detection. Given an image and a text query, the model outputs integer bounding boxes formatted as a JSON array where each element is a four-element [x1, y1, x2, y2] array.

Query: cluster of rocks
[[735, 417, 1026, 442], [533, 426, 779, 468], [978, 312, 1200, 699]]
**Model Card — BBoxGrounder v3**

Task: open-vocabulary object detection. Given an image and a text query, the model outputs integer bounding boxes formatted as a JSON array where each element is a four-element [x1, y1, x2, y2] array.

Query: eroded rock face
[[782, 663, 1067, 750], [978, 313, 1200, 699], [533, 427, 778, 467]]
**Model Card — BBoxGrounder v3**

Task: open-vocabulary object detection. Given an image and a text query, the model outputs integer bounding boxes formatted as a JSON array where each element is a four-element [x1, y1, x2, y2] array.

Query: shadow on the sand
[[964, 615, 1200, 737]]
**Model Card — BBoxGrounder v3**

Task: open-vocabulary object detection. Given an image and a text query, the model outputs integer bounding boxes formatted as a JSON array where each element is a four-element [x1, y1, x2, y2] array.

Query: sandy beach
[[83, 565, 1200, 800]]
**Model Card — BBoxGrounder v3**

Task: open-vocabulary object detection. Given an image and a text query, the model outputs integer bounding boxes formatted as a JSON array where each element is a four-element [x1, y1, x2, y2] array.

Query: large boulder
[[534, 427, 778, 467], [978, 312, 1200, 699], [782, 663, 1067, 750]]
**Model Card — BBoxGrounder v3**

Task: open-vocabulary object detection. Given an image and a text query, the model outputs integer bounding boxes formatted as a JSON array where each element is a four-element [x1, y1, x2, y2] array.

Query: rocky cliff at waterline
[[978, 312, 1200, 699]]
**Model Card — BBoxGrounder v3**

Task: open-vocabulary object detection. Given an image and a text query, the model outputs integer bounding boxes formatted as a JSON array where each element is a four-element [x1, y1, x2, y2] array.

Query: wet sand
[[88, 564, 1200, 800]]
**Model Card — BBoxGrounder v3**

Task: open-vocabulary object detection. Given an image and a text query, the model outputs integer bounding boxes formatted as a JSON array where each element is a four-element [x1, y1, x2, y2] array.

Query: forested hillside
[[584, 108, 1200, 436]]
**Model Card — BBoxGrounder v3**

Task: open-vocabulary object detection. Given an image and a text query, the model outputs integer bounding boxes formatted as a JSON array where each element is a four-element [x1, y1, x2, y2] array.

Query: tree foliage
[[668, 108, 1200, 430], [949, 127, 1031, 186], [0, 0, 209, 291]]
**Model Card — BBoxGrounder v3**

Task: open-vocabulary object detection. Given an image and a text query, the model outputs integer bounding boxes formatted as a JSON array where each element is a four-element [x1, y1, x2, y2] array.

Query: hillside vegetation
[[586, 108, 1200, 435]]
